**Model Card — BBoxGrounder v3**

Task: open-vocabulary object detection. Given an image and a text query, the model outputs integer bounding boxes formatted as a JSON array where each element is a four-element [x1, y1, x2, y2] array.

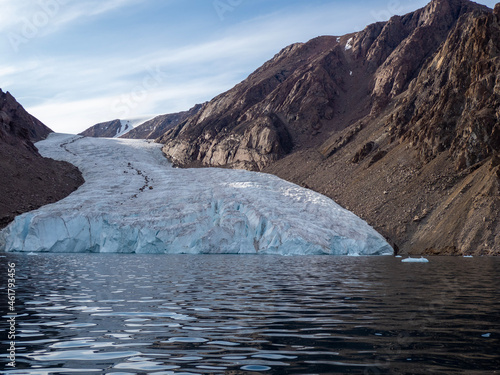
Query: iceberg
[[402, 257, 429, 263], [0, 134, 393, 255]]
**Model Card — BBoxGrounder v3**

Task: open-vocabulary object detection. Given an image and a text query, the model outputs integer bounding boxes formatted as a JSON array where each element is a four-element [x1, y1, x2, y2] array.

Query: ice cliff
[[0, 134, 392, 255]]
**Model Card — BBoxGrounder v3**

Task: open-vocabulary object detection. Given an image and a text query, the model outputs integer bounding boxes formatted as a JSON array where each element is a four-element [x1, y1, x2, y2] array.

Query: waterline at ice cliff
[[0, 134, 392, 255]]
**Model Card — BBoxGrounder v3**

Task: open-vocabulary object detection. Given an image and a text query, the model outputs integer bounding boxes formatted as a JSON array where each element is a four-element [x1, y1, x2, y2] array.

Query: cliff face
[[158, 0, 500, 255], [270, 4, 500, 256], [122, 104, 203, 140], [393, 8, 500, 169], [0, 89, 84, 229]]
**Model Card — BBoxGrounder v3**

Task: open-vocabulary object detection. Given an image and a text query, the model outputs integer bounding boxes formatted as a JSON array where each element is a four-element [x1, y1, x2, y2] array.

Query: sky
[[0, 0, 497, 134]]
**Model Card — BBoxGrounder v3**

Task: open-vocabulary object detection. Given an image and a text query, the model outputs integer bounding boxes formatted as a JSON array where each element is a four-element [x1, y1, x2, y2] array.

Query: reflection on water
[[1, 254, 499, 374]]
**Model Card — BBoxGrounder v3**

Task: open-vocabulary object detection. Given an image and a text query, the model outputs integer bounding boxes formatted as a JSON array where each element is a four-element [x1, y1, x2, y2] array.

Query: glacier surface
[[0, 134, 393, 255]]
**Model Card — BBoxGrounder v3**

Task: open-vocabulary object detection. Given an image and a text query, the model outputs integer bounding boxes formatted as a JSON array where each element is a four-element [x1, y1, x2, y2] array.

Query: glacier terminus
[[0, 134, 393, 255]]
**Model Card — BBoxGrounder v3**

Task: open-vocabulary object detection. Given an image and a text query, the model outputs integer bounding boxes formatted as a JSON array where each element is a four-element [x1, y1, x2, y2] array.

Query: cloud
[[27, 72, 238, 133], [5, 0, 472, 134], [5, 2, 382, 133], [0, 0, 143, 38]]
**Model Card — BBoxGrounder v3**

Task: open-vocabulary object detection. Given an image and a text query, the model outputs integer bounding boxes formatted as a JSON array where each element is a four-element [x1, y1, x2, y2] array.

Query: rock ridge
[[122, 104, 203, 140], [0, 89, 84, 229]]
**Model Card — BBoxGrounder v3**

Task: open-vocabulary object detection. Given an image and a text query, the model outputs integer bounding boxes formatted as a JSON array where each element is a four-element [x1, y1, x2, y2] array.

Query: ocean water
[[0, 254, 499, 374]]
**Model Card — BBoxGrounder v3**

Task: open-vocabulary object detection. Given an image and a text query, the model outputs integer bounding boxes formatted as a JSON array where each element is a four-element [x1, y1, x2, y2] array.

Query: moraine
[[0, 134, 392, 255]]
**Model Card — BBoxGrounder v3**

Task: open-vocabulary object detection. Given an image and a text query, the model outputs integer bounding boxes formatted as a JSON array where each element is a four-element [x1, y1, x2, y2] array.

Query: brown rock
[[0, 89, 84, 229], [494, 3, 500, 20], [122, 104, 203, 140], [352, 142, 376, 163]]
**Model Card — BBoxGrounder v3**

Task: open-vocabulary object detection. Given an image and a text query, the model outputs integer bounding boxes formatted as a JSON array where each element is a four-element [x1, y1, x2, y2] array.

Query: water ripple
[[1, 254, 499, 374], [28, 350, 141, 361]]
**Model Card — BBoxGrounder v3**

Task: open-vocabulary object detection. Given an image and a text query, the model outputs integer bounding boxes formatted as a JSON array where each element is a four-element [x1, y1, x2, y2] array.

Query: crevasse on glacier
[[0, 134, 393, 255]]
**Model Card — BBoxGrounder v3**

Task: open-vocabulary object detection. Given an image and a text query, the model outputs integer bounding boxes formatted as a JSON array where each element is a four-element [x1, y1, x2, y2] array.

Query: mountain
[[0, 89, 84, 228], [121, 104, 203, 140], [79, 116, 153, 138], [80, 105, 203, 140], [159, 0, 500, 255]]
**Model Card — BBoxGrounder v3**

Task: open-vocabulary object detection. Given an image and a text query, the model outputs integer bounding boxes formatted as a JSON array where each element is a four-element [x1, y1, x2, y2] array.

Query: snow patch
[[114, 116, 155, 138], [345, 37, 353, 51], [115, 120, 129, 137], [0, 134, 393, 255]]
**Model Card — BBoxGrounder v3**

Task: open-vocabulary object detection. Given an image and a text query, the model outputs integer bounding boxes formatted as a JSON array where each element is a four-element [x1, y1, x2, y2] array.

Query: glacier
[[0, 134, 393, 255]]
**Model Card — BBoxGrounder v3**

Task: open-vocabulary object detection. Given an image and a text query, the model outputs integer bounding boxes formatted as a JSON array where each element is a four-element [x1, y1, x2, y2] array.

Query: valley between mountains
[[0, 134, 391, 255]]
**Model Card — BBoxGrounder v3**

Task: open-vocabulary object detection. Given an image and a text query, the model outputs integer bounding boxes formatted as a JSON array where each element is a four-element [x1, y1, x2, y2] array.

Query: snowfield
[[115, 116, 154, 138], [0, 134, 393, 255]]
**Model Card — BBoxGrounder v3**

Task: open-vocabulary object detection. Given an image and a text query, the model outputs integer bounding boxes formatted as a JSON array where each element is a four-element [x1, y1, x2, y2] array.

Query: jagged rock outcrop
[[158, 0, 500, 255], [121, 104, 203, 140], [0, 89, 84, 229], [391, 8, 500, 170], [161, 112, 293, 170], [366, 0, 489, 110]]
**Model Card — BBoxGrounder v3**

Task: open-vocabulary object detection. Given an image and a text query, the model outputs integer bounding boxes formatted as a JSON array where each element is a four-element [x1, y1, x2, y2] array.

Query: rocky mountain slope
[[79, 117, 152, 138], [159, 0, 500, 255], [80, 119, 125, 138], [0, 89, 84, 229], [81, 106, 203, 140], [121, 104, 203, 140]]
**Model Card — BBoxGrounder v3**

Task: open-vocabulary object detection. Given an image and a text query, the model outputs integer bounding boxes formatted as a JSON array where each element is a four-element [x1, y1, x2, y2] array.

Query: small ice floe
[[482, 333, 491, 338], [345, 37, 353, 51], [350, 71, 353, 76], [463, 255, 473, 258], [395, 255, 403, 258], [27, 252, 38, 256], [402, 257, 429, 263]]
